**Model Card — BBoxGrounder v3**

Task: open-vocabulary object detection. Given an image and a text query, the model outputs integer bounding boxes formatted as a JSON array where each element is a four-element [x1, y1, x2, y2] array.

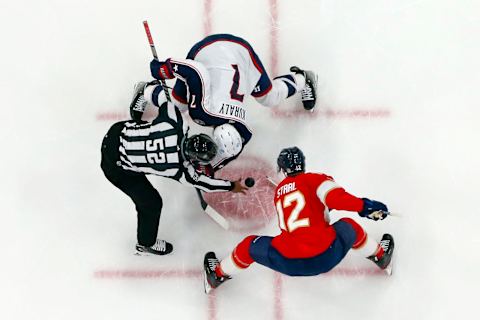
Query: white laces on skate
[[301, 85, 314, 101], [207, 258, 220, 271], [379, 239, 390, 251], [151, 239, 167, 252], [132, 95, 147, 112]]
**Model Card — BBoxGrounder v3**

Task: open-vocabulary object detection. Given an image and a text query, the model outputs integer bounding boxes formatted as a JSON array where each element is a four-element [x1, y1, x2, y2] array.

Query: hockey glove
[[358, 198, 389, 221], [150, 59, 175, 80]]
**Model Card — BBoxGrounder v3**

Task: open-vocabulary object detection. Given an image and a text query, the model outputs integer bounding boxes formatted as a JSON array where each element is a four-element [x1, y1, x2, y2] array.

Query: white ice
[[1, 0, 479, 319]]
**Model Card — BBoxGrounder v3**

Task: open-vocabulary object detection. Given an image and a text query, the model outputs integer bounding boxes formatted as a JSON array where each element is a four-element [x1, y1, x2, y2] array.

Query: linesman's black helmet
[[183, 134, 217, 164], [277, 146, 306, 176]]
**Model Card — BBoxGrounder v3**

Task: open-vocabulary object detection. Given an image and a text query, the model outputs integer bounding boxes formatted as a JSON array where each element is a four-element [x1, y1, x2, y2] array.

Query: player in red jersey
[[203, 147, 395, 293]]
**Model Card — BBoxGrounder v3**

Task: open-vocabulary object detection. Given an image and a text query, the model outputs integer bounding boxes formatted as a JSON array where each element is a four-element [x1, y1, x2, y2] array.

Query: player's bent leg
[[143, 79, 189, 113], [254, 67, 317, 111], [249, 235, 352, 276], [254, 74, 305, 107], [338, 217, 380, 257], [143, 82, 165, 107], [219, 235, 257, 276], [337, 217, 366, 249]]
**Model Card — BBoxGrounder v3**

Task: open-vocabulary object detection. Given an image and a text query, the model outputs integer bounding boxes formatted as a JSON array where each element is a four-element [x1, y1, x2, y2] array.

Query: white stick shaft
[[266, 176, 278, 187], [386, 211, 401, 217], [205, 206, 230, 230]]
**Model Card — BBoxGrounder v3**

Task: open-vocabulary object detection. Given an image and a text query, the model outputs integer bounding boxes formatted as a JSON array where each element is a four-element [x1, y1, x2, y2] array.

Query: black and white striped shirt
[[118, 103, 233, 192]]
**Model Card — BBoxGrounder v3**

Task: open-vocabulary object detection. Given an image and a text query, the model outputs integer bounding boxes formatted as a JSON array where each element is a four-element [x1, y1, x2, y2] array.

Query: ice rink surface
[[1, 0, 479, 319]]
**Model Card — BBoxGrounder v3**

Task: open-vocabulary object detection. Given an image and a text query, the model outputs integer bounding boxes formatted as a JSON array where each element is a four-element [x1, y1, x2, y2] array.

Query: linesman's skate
[[135, 239, 173, 256]]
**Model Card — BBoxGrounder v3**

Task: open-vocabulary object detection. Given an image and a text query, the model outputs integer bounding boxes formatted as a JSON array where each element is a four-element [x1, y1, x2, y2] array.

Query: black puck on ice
[[245, 177, 255, 187]]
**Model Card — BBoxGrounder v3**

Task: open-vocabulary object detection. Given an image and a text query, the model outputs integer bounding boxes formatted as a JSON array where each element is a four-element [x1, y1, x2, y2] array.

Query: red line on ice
[[208, 291, 217, 320], [92, 267, 384, 279], [95, 108, 391, 122], [274, 272, 283, 320], [204, 0, 212, 36], [269, 0, 278, 76]]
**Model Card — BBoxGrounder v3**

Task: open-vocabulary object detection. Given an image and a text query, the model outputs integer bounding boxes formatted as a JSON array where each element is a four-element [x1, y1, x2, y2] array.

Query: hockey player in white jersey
[[131, 34, 317, 171]]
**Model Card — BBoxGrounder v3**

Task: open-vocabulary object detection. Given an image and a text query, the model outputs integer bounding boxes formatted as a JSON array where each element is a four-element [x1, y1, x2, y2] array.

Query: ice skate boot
[[129, 81, 149, 122], [135, 239, 173, 256], [203, 252, 231, 293], [367, 234, 394, 275], [290, 66, 318, 111]]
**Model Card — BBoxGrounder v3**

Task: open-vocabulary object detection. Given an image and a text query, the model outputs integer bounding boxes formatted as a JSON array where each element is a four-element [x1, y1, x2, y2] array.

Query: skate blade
[[134, 250, 153, 256], [203, 272, 213, 294], [384, 264, 392, 276], [384, 256, 394, 276]]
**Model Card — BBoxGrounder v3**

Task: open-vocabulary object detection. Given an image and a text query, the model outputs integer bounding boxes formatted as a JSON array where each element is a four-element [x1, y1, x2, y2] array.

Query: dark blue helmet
[[277, 147, 306, 175]]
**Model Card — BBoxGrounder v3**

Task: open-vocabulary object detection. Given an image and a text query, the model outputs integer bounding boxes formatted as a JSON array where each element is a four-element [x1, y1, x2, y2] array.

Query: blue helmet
[[277, 147, 305, 175]]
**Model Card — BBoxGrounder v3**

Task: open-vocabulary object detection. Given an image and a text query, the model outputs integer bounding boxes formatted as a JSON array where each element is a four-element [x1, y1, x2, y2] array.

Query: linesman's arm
[[180, 163, 247, 193]]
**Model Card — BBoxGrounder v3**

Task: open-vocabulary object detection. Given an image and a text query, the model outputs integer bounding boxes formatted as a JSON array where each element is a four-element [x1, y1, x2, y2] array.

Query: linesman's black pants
[[100, 121, 163, 247]]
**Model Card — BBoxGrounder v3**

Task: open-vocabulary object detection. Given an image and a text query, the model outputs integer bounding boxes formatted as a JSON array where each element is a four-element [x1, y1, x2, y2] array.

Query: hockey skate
[[368, 234, 395, 275], [135, 239, 173, 256], [129, 81, 149, 122], [203, 252, 231, 293], [290, 66, 318, 111]]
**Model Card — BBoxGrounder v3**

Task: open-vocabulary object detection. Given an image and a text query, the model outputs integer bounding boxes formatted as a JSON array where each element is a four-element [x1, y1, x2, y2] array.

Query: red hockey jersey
[[271, 172, 364, 259]]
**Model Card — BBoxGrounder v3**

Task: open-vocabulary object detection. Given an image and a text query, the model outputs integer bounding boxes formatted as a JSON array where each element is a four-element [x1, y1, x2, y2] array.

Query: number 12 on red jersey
[[275, 191, 310, 232]]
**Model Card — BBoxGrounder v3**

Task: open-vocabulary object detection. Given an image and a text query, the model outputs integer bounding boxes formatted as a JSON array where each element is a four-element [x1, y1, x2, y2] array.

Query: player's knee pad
[[232, 235, 257, 267], [339, 218, 366, 249]]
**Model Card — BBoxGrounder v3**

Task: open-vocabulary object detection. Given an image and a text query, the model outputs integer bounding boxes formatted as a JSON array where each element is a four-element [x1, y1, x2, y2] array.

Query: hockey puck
[[245, 177, 255, 187]]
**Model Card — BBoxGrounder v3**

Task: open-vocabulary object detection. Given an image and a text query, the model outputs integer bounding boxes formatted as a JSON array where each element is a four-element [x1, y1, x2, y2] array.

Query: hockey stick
[[196, 189, 230, 230], [266, 175, 278, 187], [142, 20, 172, 102]]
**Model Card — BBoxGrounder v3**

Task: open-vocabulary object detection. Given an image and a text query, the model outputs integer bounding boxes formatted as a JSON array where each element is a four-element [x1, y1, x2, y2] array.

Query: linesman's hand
[[231, 179, 248, 194]]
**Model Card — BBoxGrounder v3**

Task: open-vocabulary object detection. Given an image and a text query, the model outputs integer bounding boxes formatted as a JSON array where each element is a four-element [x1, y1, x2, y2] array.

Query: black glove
[[358, 198, 389, 221]]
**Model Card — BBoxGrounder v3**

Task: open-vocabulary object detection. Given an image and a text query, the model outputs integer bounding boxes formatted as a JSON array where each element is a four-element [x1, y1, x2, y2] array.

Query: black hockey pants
[[100, 121, 163, 247]]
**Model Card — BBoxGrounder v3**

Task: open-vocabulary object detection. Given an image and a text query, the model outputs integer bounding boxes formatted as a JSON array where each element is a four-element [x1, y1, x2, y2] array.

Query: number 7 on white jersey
[[275, 191, 309, 232]]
